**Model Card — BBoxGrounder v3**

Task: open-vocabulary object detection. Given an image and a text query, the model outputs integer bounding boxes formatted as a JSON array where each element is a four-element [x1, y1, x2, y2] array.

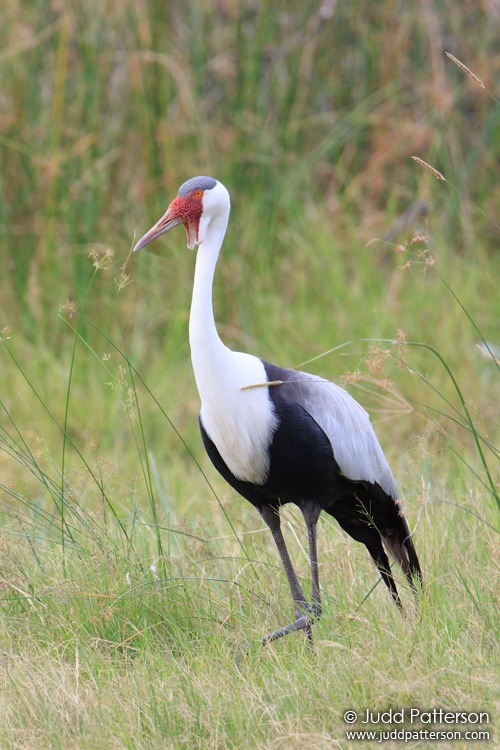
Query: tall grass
[[0, 2, 499, 748]]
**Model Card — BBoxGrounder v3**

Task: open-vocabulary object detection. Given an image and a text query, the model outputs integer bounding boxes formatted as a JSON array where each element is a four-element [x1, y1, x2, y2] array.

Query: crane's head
[[133, 176, 230, 253]]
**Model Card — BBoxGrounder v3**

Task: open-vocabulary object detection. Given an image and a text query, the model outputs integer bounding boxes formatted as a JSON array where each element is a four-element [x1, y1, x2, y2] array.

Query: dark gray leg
[[301, 503, 322, 619], [259, 504, 314, 644]]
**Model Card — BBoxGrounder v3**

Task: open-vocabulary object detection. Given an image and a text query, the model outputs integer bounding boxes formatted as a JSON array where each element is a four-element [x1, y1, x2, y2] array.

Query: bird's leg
[[259, 504, 314, 644], [301, 503, 322, 620]]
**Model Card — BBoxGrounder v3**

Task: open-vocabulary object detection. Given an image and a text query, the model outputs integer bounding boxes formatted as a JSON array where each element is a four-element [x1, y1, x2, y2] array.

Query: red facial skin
[[170, 192, 203, 244], [133, 189, 205, 253]]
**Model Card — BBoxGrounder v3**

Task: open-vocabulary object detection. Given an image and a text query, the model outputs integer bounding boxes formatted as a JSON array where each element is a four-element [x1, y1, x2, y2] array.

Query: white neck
[[187, 207, 277, 484], [189, 213, 228, 366]]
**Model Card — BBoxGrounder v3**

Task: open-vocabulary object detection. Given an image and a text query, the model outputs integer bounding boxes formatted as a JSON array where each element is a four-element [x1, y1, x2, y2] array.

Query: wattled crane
[[134, 176, 422, 645]]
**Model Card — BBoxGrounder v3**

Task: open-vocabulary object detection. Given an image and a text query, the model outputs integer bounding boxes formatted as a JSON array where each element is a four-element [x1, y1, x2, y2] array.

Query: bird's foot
[[235, 611, 318, 669], [262, 613, 313, 645]]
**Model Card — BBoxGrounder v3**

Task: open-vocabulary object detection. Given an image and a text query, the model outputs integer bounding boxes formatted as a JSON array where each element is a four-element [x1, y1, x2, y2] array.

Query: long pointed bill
[[133, 206, 184, 253]]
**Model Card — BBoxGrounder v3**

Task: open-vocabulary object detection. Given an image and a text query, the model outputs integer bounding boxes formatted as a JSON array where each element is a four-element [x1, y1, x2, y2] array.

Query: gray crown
[[178, 176, 217, 196]]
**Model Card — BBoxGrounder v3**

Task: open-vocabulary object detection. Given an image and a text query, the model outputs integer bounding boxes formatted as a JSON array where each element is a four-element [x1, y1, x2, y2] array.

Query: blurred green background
[[2, 1, 499, 328]]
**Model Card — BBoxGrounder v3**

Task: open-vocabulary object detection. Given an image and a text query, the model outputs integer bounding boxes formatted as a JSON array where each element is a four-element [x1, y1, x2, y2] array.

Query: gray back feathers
[[265, 363, 398, 499]]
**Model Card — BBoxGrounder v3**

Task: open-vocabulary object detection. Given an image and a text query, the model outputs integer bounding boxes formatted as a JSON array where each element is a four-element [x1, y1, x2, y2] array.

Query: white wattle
[[189, 188, 278, 485]]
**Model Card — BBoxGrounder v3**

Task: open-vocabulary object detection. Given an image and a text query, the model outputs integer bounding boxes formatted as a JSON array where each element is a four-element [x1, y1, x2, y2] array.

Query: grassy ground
[[0, 2, 499, 748]]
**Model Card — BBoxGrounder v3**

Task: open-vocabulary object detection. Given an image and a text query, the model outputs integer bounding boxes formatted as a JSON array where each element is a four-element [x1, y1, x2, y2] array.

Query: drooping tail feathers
[[383, 509, 422, 591]]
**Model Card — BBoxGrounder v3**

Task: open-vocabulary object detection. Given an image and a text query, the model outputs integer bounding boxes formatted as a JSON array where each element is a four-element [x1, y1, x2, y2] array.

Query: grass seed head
[[411, 156, 445, 181], [445, 52, 486, 90], [0, 326, 11, 342]]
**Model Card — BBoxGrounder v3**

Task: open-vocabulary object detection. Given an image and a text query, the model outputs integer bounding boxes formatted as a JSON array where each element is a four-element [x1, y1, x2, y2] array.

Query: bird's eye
[[194, 189, 203, 199]]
